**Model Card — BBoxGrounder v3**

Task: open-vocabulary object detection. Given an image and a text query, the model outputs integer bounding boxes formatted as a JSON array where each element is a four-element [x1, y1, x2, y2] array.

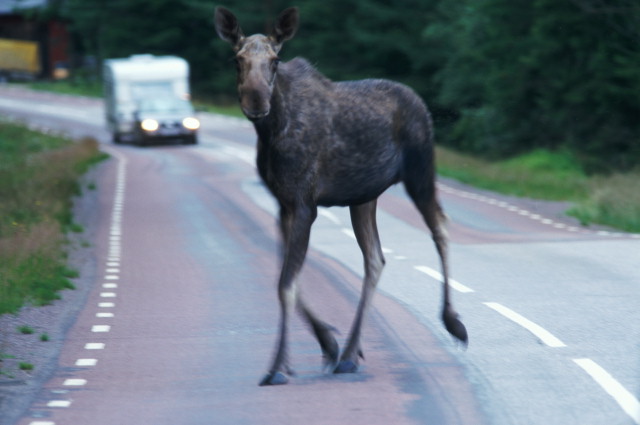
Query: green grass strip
[[0, 121, 106, 314]]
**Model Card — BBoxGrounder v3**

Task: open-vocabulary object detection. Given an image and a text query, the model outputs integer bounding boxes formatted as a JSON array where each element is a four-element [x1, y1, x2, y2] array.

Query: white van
[[103, 55, 199, 145]]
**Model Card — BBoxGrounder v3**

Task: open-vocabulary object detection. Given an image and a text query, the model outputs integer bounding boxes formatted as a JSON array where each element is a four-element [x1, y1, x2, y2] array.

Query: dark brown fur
[[215, 6, 467, 386]]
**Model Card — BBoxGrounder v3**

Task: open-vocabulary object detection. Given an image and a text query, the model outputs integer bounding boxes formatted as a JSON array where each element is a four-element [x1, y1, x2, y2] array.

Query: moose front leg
[[259, 204, 316, 386], [335, 200, 385, 373]]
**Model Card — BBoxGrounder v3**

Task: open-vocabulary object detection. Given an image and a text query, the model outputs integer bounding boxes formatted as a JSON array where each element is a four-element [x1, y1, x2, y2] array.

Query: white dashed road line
[[437, 182, 640, 239], [46, 401, 71, 408], [31, 147, 129, 424], [414, 265, 475, 293], [62, 379, 86, 387], [85, 343, 105, 350], [573, 358, 640, 425], [327, 200, 636, 423], [483, 302, 566, 348]]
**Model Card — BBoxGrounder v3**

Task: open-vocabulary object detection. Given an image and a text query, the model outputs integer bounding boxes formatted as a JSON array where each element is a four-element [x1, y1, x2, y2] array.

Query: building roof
[[0, 0, 47, 14]]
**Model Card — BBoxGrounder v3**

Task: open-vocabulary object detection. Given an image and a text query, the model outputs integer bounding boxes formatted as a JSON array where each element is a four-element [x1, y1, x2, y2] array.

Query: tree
[[61, 0, 640, 170], [62, 0, 222, 96], [426, 0, 640, 170]]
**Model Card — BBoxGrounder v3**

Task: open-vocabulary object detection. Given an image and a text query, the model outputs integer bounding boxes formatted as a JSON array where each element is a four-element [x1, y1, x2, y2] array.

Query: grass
[[24, 80, 246, 118], [18, 362, 34, 371], [17, 325, 34, 335], [27, 79, 103, 98], [436, 147, 640, 233], [16, 81, 640, 233], [436, 148, 589, 201], [567, 171, 640, 232], [25, 80, 246, 118], [193, 101, 245, 118], [0, 120, 106, 315]]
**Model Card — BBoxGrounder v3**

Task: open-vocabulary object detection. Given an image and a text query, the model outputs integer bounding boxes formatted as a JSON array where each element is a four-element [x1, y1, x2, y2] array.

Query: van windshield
[[131, 81, 174, 99], [137, 98, 193, 114]]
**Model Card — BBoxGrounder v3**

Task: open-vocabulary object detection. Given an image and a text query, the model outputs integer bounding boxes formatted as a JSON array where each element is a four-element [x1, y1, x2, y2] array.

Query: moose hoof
[[334, 359, 359, 374], [259, 371, 289, 386]]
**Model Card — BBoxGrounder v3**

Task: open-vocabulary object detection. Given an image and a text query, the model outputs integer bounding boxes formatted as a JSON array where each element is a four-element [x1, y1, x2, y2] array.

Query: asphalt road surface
[[1, 85, 639, 425]]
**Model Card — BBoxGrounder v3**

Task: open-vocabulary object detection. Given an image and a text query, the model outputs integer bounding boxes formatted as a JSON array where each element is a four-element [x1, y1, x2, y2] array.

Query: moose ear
[[273, 7, 299, 45], [214, 7, 244, 46]]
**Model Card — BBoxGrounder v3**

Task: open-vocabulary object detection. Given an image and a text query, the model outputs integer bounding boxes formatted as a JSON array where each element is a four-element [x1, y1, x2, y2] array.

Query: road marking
[[37, 146, 128, 419], [63, 379, 86, 386], [484, 302, 566, 347], [437, 182, 640, 239], [573, 358, 640, 424], [414, 266, 475, 293], [75, 359, 97, 367], [47, 400, 71, 408], [30, 422, 55, 425]]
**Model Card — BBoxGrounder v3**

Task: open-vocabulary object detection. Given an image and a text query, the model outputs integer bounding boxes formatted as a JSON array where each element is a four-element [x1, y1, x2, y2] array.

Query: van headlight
[[141, 119, 159, 132], [182, 117, 200, 130]]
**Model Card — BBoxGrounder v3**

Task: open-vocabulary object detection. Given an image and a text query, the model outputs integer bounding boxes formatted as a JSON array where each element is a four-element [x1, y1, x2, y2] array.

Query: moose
[[214, 6, 468, 386]]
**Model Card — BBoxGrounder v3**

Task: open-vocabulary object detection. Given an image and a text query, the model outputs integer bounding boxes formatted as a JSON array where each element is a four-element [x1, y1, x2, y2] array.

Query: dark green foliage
[[58, 0, 640, 171], [426, 0, 640, 171]]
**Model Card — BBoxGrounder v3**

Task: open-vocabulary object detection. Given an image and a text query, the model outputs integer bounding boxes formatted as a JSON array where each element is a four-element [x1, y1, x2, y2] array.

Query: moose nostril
[[239, 89, 270, 118]]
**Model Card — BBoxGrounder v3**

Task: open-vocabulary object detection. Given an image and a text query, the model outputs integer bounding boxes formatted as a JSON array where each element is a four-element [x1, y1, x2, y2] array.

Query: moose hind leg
[[260, 205, 316, 386], [335, 200, 385, 374], [413, 191, 468, 345]]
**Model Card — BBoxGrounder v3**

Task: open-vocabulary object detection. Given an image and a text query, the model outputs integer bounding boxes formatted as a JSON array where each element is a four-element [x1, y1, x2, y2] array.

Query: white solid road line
[[483, 302, 566, 348], [573, 358, 640, 425]]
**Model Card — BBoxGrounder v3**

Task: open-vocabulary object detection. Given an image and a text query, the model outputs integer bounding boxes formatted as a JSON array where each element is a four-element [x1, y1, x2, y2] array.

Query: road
[[1, 85, 639, 425]]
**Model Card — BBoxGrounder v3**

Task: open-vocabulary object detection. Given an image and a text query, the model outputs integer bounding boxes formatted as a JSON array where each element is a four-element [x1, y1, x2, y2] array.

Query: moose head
[[214, 7, 299, 120]]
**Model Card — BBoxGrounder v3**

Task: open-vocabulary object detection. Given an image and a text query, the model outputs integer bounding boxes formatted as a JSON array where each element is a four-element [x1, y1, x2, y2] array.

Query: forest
[[50, 0, 640, 171]]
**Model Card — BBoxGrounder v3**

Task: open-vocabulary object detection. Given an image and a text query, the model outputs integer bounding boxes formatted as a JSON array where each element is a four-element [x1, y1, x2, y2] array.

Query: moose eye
[[271, 58, 281, 72]]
